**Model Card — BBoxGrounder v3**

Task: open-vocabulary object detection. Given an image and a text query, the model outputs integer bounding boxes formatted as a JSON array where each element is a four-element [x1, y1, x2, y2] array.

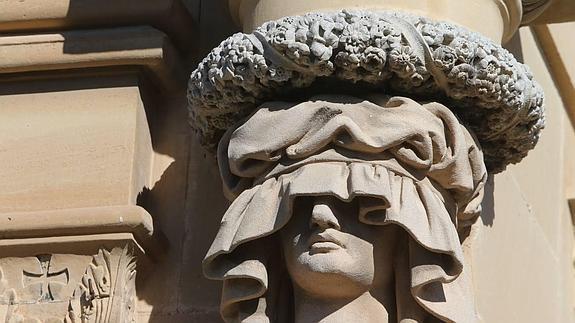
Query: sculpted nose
[[309, 197, 341, 230]]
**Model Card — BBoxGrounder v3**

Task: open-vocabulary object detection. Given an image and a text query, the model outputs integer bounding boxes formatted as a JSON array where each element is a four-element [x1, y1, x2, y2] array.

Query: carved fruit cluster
[[188, 10, 545, 172]]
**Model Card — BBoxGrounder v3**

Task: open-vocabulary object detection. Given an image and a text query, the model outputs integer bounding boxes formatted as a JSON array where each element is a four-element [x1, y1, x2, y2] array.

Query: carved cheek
[[345, 233, 375, 264], [279, 218, 308, 261]]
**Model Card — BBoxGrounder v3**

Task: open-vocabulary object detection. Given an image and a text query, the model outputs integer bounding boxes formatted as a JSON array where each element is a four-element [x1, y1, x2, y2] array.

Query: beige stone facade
[[0, 0, 573, 322]]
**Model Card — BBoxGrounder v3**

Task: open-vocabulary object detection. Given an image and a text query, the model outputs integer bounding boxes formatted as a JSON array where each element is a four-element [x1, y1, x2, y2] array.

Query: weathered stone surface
[[0, 74, 152, 213], [188, 10, 545, 172], [0, 240, 139, 323]]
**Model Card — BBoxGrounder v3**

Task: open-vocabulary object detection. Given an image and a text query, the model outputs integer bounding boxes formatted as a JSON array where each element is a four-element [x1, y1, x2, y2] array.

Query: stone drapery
[[204, 96, 486, 322]]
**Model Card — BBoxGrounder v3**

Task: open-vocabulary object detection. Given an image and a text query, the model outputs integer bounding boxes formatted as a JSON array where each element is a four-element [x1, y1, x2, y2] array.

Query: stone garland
[[187, 10, 545, 172]]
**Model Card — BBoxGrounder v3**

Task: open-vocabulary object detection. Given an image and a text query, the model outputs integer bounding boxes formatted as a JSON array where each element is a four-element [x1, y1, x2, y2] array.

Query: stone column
[[188, 1, 548, 322], [0, 3, 193, 322]]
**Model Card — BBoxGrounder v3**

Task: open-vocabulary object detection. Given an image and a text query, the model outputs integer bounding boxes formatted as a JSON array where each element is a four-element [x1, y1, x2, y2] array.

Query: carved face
[[280, 196, 391, 298]]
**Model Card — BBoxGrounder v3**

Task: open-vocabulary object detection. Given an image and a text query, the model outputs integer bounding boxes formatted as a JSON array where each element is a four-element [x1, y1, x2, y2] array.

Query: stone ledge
[[0, 232, 143, 257], [0, 26, 187, 92], [0, 206, 164, 260], [0, 233, 144, 321], [0, 0, 196, 54]]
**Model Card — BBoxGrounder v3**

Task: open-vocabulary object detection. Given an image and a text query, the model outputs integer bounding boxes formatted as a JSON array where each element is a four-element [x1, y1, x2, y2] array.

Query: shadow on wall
[[480, 174, 496, 227], [60, 0, 238, 61], [471, 30, 526, 229], [504, 30, 524, 64], [133, 82, 231, 322], [22, 0, 240, 320], [107, 1, 237, 321], [62, 0, 199, 57]]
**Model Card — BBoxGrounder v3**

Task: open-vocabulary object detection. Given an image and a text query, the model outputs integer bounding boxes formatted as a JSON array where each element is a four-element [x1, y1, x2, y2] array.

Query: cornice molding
[[0, 205, 163, 259], [0, 26, 187, 92], [0, 0, 196, 55]]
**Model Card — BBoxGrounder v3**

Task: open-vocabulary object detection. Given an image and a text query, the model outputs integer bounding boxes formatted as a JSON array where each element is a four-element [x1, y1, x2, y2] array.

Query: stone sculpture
[[188, 9, 544, 323], [203, 96, 486, 322]]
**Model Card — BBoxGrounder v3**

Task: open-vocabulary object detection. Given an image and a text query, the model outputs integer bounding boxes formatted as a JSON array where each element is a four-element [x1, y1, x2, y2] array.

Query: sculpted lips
[[308, 231, 345, 253]]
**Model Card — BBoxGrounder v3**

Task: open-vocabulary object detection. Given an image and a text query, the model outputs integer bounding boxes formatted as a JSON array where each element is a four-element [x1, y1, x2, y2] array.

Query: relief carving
[[66, 245, 137, 323], [0, 245, 136, 323], [22, 255, 69, 303]]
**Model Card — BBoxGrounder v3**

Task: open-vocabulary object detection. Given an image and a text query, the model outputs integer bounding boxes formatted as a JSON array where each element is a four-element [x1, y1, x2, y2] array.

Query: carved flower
[[389, 46, 418, 77], [335, 51, 361, 81], [360, 46, 387, 72], [310, 40, 333, 61], [478, 55, 501, 81], [433, 46, 457, 70], [340, 22, 371, 53], [223, 34, 253, 56], [452, 40, 476, 63], [369, 22, 400, 50], [448, 63, 476, 87], [475, 79, 498, 101], [421, 24, 444, 46], [269, 25, 296, 49]]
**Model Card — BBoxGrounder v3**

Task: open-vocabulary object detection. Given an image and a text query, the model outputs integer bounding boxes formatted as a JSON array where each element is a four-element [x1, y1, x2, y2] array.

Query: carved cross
[[23, 254, 69, 302]]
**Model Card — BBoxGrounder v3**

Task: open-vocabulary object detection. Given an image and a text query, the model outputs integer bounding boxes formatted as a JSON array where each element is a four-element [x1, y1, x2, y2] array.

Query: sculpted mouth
[[308, 232, 345, 252]]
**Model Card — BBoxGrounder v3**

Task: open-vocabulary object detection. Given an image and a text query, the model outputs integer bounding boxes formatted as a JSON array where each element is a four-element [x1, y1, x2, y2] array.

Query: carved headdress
[[204, 95, 487, 322]]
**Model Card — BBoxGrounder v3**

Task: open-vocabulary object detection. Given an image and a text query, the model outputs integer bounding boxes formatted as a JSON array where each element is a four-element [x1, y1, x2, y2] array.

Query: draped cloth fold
[[204, 95, 487, 323]]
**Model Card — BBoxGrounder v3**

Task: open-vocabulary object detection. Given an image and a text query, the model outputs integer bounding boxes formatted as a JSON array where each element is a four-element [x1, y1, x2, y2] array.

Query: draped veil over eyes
[[203, 95, 487, 323]]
